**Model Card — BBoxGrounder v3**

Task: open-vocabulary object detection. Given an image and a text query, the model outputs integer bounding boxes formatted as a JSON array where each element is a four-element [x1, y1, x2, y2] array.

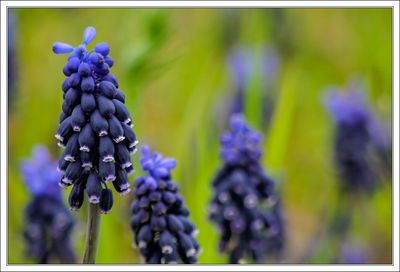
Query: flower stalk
[[83, 203, 102, 264]]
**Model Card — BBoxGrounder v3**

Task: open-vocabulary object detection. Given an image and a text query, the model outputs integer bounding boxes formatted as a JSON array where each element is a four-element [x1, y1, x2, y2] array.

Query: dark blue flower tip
[[115, 143, 131, 167], [67, 57, 81, 72], [55, 116, 72, 142], [90, 110, 109, 136], [99, 136, 115, 162], [70, 105, 85, 132], [81, 76, 95, 92], [80, 151, 94, 169], [53, 42, 74, 54], [63, 160, 82, 185], [78, 62, 91, 77], [121, 123, 137, 147], [81, 93, 96, 113], [64, 88, 80, 109], [97, 95, 116, 118], [78, 123, 95, 152], [98, 160, 116, 183], [86, 172, 102, 204], [95, 42, 110, 56], [113, 166, 131, 195], [108, 116, 125, 143], [63, 134, 80, 162], [113, 99, 131, 123], [99, 81, 117, 98], [99, 188, 113, 214], [68, 183, 85, 211], [83, 26, 96, 45]]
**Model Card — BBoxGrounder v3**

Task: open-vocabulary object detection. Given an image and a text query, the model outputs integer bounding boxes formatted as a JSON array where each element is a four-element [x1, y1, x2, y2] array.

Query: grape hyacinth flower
[[227, 47, 251, 114], [53, 26, 138, 213], [209, 114, 284, 263], [325, 88, 378, 193], [130, 146, 200, 264], [227, 46, 279, 128], [21, 145, 76, 264]]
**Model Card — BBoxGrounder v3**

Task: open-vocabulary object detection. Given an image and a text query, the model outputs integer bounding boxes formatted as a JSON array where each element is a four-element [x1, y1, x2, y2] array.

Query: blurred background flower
[[8, 8, 392, 264], [20, 145, 76, 264], [209, 114, 284, 263]]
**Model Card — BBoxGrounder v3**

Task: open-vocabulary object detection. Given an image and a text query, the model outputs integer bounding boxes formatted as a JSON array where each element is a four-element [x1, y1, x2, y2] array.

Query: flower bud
[[86, 172, 102, 204], [68, 183, 85, 211], [99, 189, 113, 214]]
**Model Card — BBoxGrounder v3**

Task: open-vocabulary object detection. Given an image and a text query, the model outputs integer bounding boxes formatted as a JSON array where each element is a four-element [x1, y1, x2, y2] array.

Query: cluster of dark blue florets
[[21, 146, 76, 263], [209, 114, 284, 263], [53, 27, 137, 213], [325, 88, 376, 192], [130, 146, 200, 264]]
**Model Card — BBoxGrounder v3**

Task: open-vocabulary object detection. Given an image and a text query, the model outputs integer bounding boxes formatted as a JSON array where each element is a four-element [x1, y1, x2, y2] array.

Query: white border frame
[[1, 1, 398, 271]]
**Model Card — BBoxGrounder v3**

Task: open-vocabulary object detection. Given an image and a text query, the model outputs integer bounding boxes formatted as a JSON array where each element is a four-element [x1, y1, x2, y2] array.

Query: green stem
[[82, 203, 101, 264]]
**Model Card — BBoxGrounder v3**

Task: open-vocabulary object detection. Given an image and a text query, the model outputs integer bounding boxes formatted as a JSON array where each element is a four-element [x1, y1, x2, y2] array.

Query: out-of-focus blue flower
[[220, 114, 262, 165], [226, 46, 280, 128], [324, 81, 389, 192], [262, 47, 280, 84], [209, 114, 284, 263], [340, 243, 367, 264], [21, 145, 62, 199], [130, 146, 200, 264], [53, 27, 138, 213], [325, 87, 370, 127], [228, 46, 252, 93], [21, 145, 76, 264]]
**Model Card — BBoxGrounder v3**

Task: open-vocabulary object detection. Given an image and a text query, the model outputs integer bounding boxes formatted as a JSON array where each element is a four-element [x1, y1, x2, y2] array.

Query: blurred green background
[[8, 8, 392, 264]]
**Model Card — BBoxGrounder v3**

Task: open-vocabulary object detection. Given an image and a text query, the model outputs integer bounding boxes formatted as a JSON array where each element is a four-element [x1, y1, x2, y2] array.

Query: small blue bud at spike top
[[130, 146, 201, 264], [53, 42, 74, 54], [21, 146, 76, 263], [209, 114, 285, 263], [53, 27, 137, 213]]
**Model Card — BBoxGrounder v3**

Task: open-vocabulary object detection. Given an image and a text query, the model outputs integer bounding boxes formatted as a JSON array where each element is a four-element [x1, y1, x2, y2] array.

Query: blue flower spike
[[324, 83, 384, 193], [131, 146, 200, 264], [209, 114, 284, 263], [53, 27, 137, 213]]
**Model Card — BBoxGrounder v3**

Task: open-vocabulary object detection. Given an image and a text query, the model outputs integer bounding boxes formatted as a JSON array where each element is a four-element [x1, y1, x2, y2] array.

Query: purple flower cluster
[[209, 114, 284, 263], [53, 27, 138, 213], [130, 146, 200, 264], [325, 86, 382, 192], [21, 146, 76, 263]]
